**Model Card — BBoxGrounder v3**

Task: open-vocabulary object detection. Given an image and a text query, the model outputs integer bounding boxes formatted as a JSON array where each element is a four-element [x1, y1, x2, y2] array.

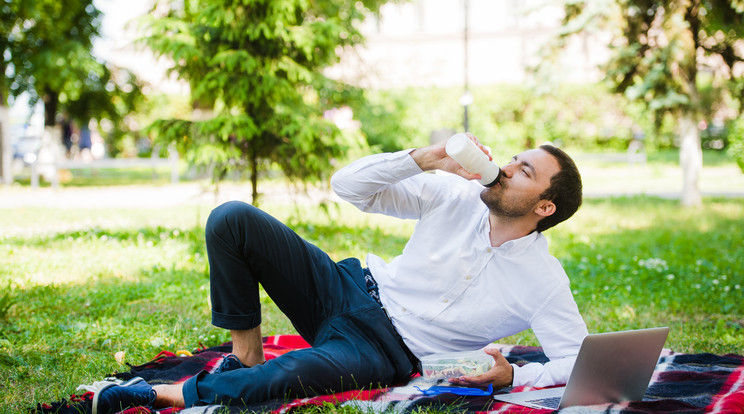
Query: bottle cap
[[483, 170, 501, 187]]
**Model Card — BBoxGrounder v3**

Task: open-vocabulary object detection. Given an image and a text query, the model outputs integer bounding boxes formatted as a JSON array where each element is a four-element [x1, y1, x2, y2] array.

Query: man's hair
[[536, 144, 583, 233]]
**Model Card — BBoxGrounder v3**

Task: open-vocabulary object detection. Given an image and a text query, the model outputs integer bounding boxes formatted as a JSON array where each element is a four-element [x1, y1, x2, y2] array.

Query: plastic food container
[[420, 349, 494, 380]]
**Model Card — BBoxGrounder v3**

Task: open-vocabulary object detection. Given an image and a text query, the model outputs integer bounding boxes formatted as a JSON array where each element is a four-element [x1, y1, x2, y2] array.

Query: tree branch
[[700, 43, 744, 71]]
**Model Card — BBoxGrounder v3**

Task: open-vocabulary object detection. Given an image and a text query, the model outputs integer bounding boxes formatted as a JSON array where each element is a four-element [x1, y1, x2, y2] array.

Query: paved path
[[0, 182, 741, 209], [0, 182, 334, 209]]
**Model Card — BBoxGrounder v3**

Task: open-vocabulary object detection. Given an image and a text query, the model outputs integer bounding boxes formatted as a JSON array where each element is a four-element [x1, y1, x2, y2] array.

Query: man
[[92, 134, 587, 413]]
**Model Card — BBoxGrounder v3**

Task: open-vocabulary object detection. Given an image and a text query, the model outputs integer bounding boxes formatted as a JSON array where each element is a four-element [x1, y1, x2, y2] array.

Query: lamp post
[[460, 91, 473, 132], [461, 0, 471, 132]]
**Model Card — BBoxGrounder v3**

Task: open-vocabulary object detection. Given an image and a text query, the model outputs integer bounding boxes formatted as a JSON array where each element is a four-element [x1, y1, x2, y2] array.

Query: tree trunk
[[250, 147, 259, 206], [38, 89, 64, 182], [43, 89, 59, 128], [0, 103, 11, 185], [679, 115, 702, 207], [679, 1, 702, 207], [0, 62, 10, 185]]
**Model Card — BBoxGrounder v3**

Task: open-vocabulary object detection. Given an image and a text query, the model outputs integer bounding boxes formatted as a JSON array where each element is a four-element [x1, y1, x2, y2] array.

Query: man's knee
[[209, 201, 251, 223], [206, 201, 253, 239]]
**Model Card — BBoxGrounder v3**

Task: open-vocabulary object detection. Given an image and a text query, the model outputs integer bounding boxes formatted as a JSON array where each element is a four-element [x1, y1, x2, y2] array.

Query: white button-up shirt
[[330, 150, 588, 387]]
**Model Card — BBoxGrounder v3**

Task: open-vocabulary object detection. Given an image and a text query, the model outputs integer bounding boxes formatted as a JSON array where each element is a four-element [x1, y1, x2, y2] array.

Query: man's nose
[[500, 163, 515, 178]]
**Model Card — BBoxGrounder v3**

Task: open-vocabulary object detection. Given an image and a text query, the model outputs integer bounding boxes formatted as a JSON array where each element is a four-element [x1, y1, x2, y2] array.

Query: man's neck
[[488, 214, 536, 247]]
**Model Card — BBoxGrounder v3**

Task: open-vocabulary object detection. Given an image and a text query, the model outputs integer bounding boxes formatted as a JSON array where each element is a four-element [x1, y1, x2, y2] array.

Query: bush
[[727, 118, 744, 173], [356, 83, 675, 158]]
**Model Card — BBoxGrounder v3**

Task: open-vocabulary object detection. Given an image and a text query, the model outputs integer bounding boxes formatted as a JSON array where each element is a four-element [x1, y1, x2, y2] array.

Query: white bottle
[[445, 133, 502, 187]]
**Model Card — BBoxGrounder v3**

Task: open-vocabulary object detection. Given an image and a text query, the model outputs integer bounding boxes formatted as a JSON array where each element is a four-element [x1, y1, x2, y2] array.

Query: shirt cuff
[[387, 148, 425, 178], [511, 363, 530, 387]]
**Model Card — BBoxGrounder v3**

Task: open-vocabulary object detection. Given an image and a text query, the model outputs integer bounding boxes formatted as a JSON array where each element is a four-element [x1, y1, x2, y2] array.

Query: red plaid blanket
[[36, 335, 744, 414]]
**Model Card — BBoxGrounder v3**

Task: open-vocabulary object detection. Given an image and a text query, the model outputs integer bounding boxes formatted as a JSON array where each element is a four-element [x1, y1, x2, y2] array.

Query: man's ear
[[534, 200, 556, 217]]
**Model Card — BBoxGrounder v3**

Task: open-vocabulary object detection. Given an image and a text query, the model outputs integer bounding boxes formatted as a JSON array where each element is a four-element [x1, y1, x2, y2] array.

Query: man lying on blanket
[[93, 134, 588, 413]]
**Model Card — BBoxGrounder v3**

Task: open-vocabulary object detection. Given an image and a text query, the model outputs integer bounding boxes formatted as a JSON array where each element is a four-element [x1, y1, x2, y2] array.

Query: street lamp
[[460, 91, 473, 132], [462, 0, 470, 132]]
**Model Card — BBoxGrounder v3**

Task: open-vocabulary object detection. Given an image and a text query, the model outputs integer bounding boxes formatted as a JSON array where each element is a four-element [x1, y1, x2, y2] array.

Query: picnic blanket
[[35, 335, 744, 414]]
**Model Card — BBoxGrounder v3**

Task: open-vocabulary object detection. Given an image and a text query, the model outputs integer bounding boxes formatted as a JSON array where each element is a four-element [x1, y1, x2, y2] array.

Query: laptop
[[493, 327, 669, 410]]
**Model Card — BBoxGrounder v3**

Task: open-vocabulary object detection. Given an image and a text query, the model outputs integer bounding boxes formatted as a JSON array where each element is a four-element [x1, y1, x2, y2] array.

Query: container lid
[[420, 349, 490, 362]]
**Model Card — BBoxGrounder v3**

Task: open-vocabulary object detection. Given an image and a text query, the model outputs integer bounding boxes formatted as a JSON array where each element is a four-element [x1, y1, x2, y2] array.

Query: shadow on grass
[[286, 220, 412, 260], [4, 225, 204, 251]]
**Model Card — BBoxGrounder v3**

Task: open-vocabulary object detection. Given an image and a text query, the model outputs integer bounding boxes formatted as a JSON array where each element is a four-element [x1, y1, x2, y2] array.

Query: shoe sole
[[91, 377, 146, 414]]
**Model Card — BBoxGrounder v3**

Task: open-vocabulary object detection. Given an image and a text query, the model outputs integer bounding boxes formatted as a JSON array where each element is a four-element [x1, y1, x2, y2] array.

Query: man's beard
[[480, 185, 539, 218]]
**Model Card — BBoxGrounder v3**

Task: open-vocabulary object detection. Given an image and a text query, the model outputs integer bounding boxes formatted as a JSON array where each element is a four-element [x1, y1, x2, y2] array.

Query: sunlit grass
[[574, 162, 744, 195]]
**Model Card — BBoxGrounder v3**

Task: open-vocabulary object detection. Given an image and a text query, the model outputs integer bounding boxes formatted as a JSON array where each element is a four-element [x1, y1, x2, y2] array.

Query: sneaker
[[92, 377, 156, 414], [214, 353, 246, 374]]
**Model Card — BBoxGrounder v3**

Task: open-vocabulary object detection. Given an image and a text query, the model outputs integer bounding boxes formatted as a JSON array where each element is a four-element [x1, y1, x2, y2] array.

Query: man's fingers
[[448, 375, 490, 388]]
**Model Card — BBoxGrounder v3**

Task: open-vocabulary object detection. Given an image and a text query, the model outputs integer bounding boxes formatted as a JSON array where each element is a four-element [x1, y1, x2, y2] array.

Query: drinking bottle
[[445, 133, 501, 187]]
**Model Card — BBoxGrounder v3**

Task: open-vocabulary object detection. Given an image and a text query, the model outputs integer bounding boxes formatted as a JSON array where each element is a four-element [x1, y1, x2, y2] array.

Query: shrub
[[356, 83, 675, 157], [727, 118, 744, 173]]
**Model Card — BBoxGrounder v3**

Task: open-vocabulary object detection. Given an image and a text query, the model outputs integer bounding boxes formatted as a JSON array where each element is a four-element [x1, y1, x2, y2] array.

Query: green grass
[[573, 149, 744, 194], [1, 166, 743, 412], [12, 149, 744, 191]]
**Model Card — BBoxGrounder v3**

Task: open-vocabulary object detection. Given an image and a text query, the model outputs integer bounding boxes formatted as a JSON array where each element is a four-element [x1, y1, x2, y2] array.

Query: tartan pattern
[[35, 335, 744, 414]]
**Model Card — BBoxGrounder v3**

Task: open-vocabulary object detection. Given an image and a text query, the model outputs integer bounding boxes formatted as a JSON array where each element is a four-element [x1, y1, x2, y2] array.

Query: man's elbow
[[330, 172, 375, 212], [329, 171, 349, 199]]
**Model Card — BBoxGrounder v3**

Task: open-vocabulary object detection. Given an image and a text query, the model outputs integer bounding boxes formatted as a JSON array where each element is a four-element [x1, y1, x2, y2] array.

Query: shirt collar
[[480, 210, 541, 256], [496, 231, 540, 256]]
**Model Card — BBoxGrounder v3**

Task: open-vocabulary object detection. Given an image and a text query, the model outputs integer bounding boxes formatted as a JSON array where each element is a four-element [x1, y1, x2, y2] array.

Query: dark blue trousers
[[182, 201, 416, 407]]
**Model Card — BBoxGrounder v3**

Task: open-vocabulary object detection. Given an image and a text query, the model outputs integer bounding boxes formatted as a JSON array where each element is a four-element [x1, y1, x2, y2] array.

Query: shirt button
[[442, 298, 449, 303], [401, 307, 407, 312], [465, 275, 472, 280], [487, 248, 493, 253]]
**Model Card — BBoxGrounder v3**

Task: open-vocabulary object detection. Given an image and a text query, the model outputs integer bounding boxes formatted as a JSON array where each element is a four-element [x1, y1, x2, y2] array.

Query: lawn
[[0, 153, 743, 413]]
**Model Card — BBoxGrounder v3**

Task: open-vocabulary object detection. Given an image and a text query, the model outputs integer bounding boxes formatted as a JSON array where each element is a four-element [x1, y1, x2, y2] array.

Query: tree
[[2, 0, 143, 183], [11, 0, 103, 125], [139, 0, 390, 204], [559, 0, 744, 206], [0, 1, 32, 184]]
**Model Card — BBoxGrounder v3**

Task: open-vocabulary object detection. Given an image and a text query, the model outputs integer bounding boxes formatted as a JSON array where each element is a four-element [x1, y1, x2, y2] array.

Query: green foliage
[[559, 0, 744, 127], [0, 1, 25, 102], [3, 0, 101, 102], [354, 83, 673, 159], [483, 83, 639, 152], [2, 0, 144, 154], [542, 0, 744, 205], [347, 89, 420, 153], [0, 284, 15, 321], [139, 0, 391, 203], [728, 118, 744, 173]]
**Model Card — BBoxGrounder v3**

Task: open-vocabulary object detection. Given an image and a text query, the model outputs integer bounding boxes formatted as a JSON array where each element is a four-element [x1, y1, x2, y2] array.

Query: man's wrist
[[408, 148, 427, 170], [409, 146, 441, 172], [509, 364, 514, 387]]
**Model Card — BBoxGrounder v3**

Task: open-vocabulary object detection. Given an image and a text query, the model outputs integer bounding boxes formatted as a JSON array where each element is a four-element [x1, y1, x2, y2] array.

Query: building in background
[[329, 0, 609, 89], [9, 0, 609, 149]]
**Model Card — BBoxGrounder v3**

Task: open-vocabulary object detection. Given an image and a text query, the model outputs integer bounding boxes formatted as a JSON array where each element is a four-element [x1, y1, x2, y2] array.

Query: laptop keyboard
[[526, 396, 561, 409]]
